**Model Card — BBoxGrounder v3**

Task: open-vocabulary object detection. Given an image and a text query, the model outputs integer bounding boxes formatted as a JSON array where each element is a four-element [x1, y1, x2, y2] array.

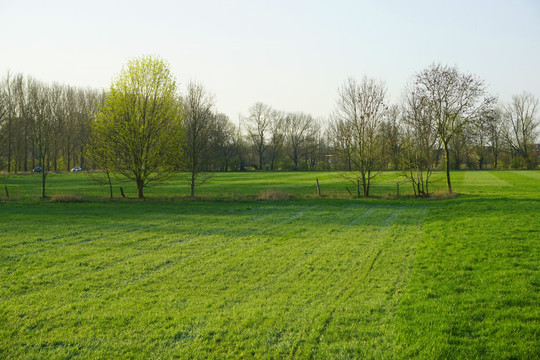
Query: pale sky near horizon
[[1, 0, 539, 122]]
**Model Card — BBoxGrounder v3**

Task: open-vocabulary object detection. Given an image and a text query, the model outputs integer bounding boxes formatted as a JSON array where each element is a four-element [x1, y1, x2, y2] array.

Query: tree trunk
[[365, 171, 370, 197], [67, 139, 71, 171], [444, 142, 452, 194], [41, 170, 46, 198], [136, 179, 144, 198], [107, 172, 113, 199], [190, 172, 196, 199]]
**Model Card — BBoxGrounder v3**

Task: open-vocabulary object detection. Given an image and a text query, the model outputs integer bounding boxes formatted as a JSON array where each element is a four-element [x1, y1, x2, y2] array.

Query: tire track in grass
[[172, 203, 377, 356], [1, 206, 274, 305], [296, 207, 404, 358], [91, 204, 318, 302], [293, 205, 429, 359], [2, 204, 295, 341]]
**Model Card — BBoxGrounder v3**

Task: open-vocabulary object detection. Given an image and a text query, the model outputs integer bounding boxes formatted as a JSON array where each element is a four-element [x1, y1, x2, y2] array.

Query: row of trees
[[0, 57, 538, 198], [0, 73, 102, 196]]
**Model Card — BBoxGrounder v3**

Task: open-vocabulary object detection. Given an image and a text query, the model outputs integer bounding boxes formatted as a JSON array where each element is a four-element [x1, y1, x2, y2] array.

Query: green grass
[[1, 170, 538, 200], [0, 171, 539, 358]]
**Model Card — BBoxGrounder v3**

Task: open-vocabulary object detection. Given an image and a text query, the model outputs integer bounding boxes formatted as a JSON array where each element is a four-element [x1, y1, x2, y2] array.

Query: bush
[[258, 189, 291, 200], [50, 193, 85, 202]]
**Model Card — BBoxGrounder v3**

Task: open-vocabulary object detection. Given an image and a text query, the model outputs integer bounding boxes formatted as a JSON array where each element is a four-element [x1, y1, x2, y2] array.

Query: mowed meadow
[[0, 170, 539, 359]]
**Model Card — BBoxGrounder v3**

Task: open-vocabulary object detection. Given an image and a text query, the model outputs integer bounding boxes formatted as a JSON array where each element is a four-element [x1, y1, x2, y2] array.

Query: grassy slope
[[0, 171, 538, 359]]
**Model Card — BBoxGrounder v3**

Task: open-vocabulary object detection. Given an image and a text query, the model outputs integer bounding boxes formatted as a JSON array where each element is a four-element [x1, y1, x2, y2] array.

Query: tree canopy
[[88, 55, 184, 198]]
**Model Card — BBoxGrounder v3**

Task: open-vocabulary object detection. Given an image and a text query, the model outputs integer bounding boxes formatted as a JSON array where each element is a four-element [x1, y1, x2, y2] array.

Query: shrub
[[258, 189, 291, 200], [50, 193, 85, 202]]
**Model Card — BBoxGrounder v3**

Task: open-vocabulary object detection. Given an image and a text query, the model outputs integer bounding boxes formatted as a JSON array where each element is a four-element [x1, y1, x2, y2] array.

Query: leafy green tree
[[89, 56, 184, 198]]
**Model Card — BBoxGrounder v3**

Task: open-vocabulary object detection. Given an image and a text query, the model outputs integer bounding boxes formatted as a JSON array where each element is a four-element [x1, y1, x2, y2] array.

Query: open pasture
[[0, 171, 538, 358], [1, 170, 539, 199]]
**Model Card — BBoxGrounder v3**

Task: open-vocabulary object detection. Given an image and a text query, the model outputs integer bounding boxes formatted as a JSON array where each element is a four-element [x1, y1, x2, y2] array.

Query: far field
[[0, 171, 538, 359]]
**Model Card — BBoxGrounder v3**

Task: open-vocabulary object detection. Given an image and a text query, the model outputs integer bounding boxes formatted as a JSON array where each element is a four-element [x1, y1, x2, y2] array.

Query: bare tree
[[11, 74, 28, 173], [1, 72, 103, 174], [401, 86, 440, 196], [504, 92, 539, 169], [2, 72, 20, 173], [27, 79, 53, 197], [246, 102, 272, 170], [379, 104, 402, 170], [331, 78, 360, 172], [231, 120, 249, 171], [413, 64, 495, 193], [0, 83, 7, 163], [448, 126, 471, 170], [328, 117, 354, 170], [472, 108, 501, 169], [334, 77, 386, 196], [486, 108, 505, 169], [268, 110, 285, 170], [284, 112, 316, 170], [209, 113, 236, 171], [183, 81, 216, 199]]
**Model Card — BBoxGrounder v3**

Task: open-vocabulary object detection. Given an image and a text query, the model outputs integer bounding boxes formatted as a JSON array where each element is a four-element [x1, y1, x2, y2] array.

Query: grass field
[[0, 171, 539, 359]]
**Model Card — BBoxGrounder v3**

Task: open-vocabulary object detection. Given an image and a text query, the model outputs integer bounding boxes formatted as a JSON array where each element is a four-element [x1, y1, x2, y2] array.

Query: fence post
[[316, 178, 321, 196]]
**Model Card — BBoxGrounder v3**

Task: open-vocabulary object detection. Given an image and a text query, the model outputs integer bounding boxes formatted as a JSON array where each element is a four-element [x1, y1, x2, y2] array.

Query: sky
[[1, 0, 539, 122]]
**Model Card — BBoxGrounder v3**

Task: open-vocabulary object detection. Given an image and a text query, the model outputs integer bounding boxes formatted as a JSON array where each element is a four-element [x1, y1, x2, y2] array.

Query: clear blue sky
[[1, 0, 539, 121]]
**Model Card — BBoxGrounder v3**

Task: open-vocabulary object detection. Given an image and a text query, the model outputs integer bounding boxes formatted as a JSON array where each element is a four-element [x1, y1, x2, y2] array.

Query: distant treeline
[[0, 62, 538, 195]]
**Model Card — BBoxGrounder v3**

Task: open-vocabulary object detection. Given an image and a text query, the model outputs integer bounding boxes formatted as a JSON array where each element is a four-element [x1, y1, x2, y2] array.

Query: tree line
[[0, 56, 538, 198]]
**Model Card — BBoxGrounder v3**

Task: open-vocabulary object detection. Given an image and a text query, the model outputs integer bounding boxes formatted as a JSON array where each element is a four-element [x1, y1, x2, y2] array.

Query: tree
[[89, 55, 184, 198], [183, 81, 215, 199], [268, 110, 285, 170], [28, 79, 53, 198], [328, 117, 354, 170], [0, 81, 7, 168], [210, 113, 236, 172], [86, 93, 115, 199], [413, 64, 495, 193], [333, 77, 387, 196], [486, 108, 505, 169], [284, 112, 317, 170], [448, 125, 471, 170], [504, 92, 539, 169], [401, 86, 440, 196], [379, 104, 402, 170], [246, 102, 272, 170], [2, 72, 22, 173], [472, 108, 501, 169]]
